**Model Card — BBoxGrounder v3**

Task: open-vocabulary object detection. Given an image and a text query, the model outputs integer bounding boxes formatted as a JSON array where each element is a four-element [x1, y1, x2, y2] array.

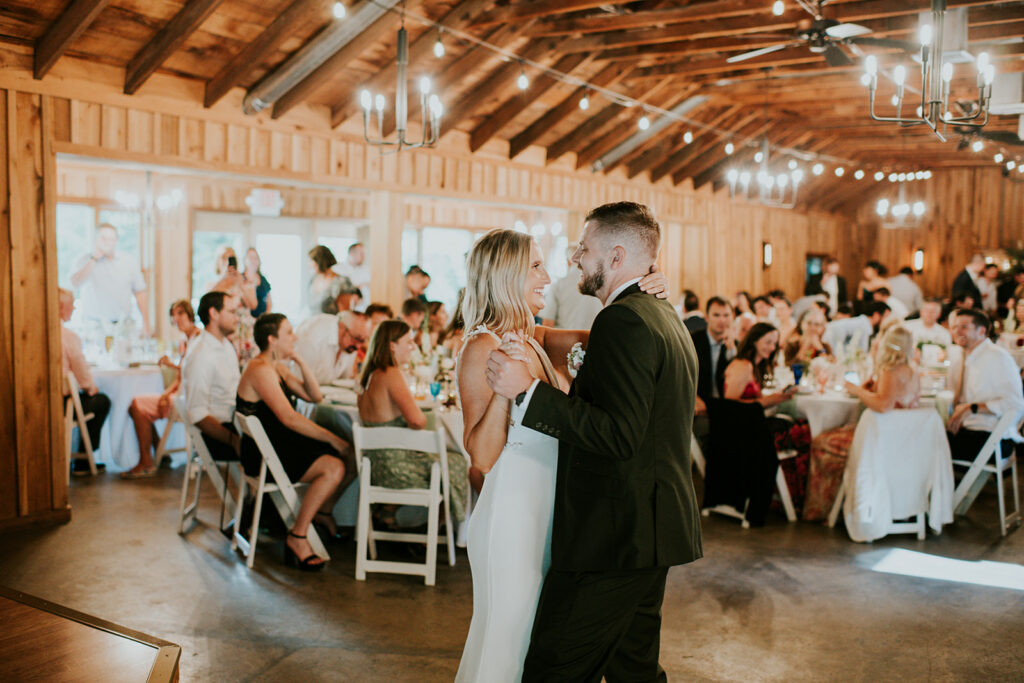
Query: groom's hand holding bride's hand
[[486, 335, 535, 400], [638, 263, 670, 299]]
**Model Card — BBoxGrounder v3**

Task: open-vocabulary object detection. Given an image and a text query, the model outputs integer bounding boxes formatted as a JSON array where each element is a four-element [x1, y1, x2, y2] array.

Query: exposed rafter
[[124, 0, 225, 95], [34, 0, 110, 80]]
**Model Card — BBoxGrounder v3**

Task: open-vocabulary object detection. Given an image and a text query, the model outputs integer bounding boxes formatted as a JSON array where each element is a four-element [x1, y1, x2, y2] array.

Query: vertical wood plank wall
[[0, 89, 67, 532]]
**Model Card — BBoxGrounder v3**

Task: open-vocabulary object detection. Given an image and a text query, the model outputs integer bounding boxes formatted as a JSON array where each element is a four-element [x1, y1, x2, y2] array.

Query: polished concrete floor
[[1, 469, 1022, 682]]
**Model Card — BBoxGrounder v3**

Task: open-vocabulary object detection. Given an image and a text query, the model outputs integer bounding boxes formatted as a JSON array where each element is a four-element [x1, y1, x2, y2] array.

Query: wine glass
[[429, 381, 442, 402], [792, 363, 804, 386]]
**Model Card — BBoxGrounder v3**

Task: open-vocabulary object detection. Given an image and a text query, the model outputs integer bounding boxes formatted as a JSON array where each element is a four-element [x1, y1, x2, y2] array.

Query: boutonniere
[[567, 342, 585, 378]]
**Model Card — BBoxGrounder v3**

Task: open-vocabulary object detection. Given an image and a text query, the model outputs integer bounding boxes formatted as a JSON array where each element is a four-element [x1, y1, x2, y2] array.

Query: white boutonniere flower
[[567, 342, 585, 378]]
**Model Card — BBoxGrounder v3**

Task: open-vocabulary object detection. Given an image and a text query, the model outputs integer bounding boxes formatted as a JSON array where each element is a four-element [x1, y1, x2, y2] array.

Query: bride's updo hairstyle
[[874, 326, 913, 371], [462, 229, 536, 339]]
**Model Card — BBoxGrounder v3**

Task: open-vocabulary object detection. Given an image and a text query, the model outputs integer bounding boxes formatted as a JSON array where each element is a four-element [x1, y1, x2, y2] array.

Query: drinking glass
[[792, 363, 804, 386], [429, 381, 442, 401]]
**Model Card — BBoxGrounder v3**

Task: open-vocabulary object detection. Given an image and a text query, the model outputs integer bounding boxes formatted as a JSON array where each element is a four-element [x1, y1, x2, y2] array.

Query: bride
[[455, 229, 666, 682]]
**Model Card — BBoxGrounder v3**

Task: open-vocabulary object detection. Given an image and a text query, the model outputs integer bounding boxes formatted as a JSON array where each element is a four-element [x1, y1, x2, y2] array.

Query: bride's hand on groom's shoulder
[[638, 263, 670, 300]]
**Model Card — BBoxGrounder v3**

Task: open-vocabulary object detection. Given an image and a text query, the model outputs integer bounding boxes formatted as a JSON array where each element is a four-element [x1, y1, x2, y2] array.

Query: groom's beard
[[578, 261, 605, 297]]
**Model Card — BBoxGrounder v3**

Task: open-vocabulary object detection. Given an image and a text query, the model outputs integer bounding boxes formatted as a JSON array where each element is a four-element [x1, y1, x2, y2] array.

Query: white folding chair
[[952, 409, 1023, 536], [153, 399, 188, 470], [233, 413, 329, 569], [175, 395, 241, 535], [352, 423, 453, 586], [64, 371, 98, 477]]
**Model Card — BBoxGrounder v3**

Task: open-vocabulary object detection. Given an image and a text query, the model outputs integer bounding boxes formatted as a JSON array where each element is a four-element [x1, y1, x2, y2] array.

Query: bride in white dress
[[455, 230, 666, 682]]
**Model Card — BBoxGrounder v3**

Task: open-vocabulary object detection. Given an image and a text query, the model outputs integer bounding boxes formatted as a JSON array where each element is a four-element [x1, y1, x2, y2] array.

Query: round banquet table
[[794, 390, 953, 437], [91, 366, 185, 470]]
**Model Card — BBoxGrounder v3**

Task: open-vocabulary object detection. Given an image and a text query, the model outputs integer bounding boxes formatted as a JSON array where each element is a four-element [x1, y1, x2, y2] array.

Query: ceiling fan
[[726, 0, 916, 67], [955, 128, 1024, 151]]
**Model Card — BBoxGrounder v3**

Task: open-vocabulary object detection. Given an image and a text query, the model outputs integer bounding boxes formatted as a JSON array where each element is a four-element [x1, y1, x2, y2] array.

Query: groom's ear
[[609, 245, 626, 268]]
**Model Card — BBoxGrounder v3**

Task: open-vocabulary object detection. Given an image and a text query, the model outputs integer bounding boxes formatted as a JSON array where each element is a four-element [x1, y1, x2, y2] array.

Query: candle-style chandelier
[[726, 138, 803, 209], [862, 0, 995, 142], [359, 22, 443, 153]]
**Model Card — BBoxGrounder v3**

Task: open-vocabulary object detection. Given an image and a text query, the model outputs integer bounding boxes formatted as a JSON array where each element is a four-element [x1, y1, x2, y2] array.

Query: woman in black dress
[[236, 313, 349, 571]]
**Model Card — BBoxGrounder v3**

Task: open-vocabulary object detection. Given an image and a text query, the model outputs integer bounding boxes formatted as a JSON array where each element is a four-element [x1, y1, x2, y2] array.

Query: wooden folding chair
[[352, 423, 453, 586], [175, 395, 241, 535], [64, 371, 98, 477], [952, 409, 1023, 536]]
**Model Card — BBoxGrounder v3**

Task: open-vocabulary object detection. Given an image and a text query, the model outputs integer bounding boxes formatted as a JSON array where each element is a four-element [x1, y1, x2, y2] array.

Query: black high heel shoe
[[284, 532, 327, 572]]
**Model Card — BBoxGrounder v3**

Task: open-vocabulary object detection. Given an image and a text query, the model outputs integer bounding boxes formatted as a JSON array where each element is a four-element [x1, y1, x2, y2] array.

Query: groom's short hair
[[584, 202, 660, 260]]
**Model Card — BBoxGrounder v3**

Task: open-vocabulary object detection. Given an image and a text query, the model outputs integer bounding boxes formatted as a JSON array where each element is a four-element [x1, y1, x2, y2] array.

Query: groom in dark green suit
[[486, 201, 702, 682]]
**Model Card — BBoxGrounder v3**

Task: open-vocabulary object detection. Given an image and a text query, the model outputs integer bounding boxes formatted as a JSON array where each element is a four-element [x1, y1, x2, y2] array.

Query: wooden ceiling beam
[[507, 62, 629, 159], [626, 104, 738, 178], [328, 0, 494, 128], [204, 0, 330, 108], [124, 0, 225, 95], [672, 118, 772, 186], [649, 107, 748, 183], [546, 103, 621, 163], [469, 52, 590, 153], [597, 90, 708, 174], [34, 0, 110, 80], [470, 0, 620, 29]]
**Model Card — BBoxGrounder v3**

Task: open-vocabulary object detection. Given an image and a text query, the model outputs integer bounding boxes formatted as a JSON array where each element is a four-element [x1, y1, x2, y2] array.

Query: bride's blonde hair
[[874, 326, 913, 371], [462, 229, 536, 339]]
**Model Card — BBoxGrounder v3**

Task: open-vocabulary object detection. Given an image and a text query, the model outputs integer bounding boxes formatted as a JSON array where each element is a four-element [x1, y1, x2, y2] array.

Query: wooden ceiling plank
[[34, 0, 111, 80], [204, 0, 329, 108], [507, 62, 628, 159], [672, 118, 771, 186], [124, 0, 225, 95], [545, 103, 621, 163], [649, 107, 746, 183], [470, 0, 620, 29]]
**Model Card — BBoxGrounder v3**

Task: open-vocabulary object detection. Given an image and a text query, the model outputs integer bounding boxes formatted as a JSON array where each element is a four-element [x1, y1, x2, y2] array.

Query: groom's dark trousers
[[519, 284, 703, 682]]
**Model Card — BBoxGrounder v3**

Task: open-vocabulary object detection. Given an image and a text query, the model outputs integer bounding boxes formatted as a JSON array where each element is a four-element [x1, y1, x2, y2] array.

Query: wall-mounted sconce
[[762, 241, 773, 269], [913, 247, 925, 273]]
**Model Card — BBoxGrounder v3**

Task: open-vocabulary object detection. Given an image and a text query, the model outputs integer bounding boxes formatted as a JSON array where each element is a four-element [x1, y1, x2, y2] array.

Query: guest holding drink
[[783, 309, 832, 366], [802, 326, 921, 520], [244, 247, 272, 317], [235, 313, 350, 571]]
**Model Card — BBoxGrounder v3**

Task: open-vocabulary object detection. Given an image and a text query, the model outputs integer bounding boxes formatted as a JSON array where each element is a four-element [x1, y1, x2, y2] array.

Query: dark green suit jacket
[[522, 283, 703, 571]]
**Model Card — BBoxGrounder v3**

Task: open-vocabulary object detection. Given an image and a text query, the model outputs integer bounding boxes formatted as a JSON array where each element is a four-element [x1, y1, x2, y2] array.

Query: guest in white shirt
[[70, 223, 151, 335], [887, 267, 924, 317], [294, 310, 370, 386], [334, 242, 371, 310], [181, 291, 242, 461], [823, 302, 889, 353], [978, 263, 999, 314], [947, 308, 1024, 463], [872, 287, 908, 320], [539, 246, 603, 331], [904, 299, 953, 348], [59, 288, 111, 474]]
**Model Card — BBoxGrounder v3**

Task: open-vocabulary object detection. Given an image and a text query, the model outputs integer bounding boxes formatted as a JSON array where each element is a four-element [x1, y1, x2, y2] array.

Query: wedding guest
[[334, 242, 370, 309], [539, 245, 602, 330], [681, 290, 706, 334], [823, 301, 889, 353], [689, 297, 735, 449], [887, 267, 923, 317], [805, 257, 847, 315], [356, 320, 468, 527], [773, 296, 796, 343], [364, 303, 394, 332], [791, 294, 827, 325], [405, 265, 431, 303], [207, 245, 258, 363], [803, 326, 922, 520], [428, 301, 449, 347], [181, 292, 242, 463], [1004, 299, 1024, 334], [69, 223, 151, 335], [236, 313, 350, 571], [243, 247, 272, 317], [400, 298, 428, 349], [947, 309, 1024, 463], [978, 263, 999, 314], [783, 308, 832, 366], [319, 279, 361, 315], [904, 298, 953, 347], [873, 287, 908, 320], [308, 245, 351, 317], [751, 295, 774, 323], [855, 260, 889, 313], [951, 253, 985, 307], [735, 311, 757, 342], [122, 300, 200, 479], [59, 288, 111, 475], [440, 289, 466, 358], [294, 310, 370, 385], [733, 290, 753, 317]]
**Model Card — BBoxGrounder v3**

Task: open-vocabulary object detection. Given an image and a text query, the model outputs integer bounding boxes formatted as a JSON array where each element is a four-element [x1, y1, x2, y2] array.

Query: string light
[[725, 142, 735, 154], [854, 169, 864, 180], [971, 140, 983, 152], [683, 131, 693, 144], [772, 0, 785, 16], [788, 159, 797, 170], [834, 166, 845, 177], [579, 93, 589, 110], [995, 153, 1004, 163], [517, 65, 529, 90], [812, 163, 824, 175], [874, 171, 884, 181], [433, 28, 445, 58], [638, 115, 650, 131], [332, 2, 346, 19]]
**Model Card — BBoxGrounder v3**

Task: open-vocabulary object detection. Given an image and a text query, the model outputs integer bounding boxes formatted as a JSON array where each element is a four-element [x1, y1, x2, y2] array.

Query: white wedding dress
[[456, 327, 561, 683]]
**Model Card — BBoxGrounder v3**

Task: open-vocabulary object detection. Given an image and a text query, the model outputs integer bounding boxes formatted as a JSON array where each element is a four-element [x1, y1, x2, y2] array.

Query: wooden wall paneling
[[0, 90, 17, 522]]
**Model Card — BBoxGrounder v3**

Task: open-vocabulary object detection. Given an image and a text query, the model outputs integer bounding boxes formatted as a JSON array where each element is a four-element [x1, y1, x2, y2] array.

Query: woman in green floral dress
[[356, 320, 468, 523]]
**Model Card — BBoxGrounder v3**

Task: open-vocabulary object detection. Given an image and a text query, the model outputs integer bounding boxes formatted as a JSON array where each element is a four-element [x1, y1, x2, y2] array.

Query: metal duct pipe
[[591, 96, 708, 172], [242, 0, 402, 115]]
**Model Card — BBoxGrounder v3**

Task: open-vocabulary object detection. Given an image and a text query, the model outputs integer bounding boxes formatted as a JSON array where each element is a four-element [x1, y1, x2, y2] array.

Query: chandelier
[[726, 138, 803, 209], [359, 24, 443, 153], [876, 183, 927, 227], [862, 0, 994, 142]]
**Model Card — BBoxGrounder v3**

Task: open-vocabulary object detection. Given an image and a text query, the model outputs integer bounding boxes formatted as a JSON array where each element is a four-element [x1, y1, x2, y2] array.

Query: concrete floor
[[1, 470, 1022, 682]]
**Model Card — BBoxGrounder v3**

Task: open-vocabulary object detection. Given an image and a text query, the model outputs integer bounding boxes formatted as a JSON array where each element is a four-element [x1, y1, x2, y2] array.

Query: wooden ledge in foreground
[[0, 585, 180, 682]]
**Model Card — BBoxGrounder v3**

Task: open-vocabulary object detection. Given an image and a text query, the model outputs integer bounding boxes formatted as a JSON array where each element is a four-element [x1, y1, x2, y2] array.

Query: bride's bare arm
[[457, 335, 513, 474]]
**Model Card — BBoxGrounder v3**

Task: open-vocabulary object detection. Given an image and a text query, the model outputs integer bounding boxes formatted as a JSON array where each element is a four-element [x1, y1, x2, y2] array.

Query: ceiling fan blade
[[826, 22, 871, 39], [823, 43, 853, 66], [847, 36, 918, 52], [726, 42, 798, 63], [735, 33, 800, 40], [979, 130, 1024, 146]]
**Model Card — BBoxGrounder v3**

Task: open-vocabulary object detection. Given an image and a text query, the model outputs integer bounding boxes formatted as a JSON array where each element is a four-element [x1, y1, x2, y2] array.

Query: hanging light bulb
[[812, 162, 824, 176], [332, 2, 346, 19], [976, 52, 990, 72], [772, 0, 785, 16], [579, 93, 589, 110], [433, 29, 445, 58], [776, 173, 789, 188], [739, 170, 752, 187], [1009, 160, 1018, 171], [971, 140, 984, 152], [893, 65, 907, 86], [994, 153, 1004, 163], [754, 151, 764, 163], [942, 62, 954, 83], [638, 115, 650, 131], [865, 55, 878, 77], [854, 169, 865, 180], [834, 166, 845, 177], [788, 159, 797, 170], [860, 73, 872, 86], [791, 168, 804, 184], [683, 130, 694, 144], [359, 89, 372, 111], [888, 173, 898, 182], [874, 171, 884, 181], [919, 24, 933, 47], [897, 172, 907, 182], [374, 94, 385, 113], [876, 198, 889, 216], [923, 170, 932, 179], [727, 169, 739, 184], [912, 201, 926, 217], [890, 94, 899, 107], [517, 67, 529, 90], [419, 76, 432, 94], [725, 142, 735, 155]]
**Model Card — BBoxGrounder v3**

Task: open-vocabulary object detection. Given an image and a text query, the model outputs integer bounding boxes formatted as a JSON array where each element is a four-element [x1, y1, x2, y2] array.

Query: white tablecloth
[[794, 391, 953, 437], [92, 366, 165, 470]]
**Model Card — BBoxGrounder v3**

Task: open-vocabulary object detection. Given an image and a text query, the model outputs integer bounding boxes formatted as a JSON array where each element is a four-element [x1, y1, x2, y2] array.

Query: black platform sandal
[[284, 532, 327, 572]]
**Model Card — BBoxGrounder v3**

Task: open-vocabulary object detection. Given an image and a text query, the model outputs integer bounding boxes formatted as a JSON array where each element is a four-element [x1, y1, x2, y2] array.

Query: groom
[[487, 201, 702, 682]]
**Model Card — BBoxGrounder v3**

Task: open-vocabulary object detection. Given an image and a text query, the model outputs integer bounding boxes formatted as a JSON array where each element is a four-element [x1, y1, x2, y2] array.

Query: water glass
[[792, 363, 804, 386], [429, 381, 442, 401]]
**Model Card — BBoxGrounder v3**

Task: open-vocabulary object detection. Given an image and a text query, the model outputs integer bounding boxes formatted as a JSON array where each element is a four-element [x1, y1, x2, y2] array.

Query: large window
[[402, 227, 476, 311]]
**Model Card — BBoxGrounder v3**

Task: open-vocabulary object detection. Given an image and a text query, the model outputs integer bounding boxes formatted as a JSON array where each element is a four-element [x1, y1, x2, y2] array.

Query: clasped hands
[[486, 333, 536, 401]]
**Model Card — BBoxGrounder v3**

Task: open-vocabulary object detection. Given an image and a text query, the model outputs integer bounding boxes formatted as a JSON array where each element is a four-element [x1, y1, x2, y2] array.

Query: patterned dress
[[361, 412, 469, 521]]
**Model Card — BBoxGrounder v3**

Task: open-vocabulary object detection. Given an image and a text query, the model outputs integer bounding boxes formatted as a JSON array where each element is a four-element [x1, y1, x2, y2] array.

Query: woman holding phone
[[207, 245, 259, 364]]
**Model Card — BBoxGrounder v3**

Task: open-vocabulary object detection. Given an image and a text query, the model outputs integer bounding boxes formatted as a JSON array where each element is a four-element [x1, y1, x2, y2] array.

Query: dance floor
[[0, 469, 1021, 681]]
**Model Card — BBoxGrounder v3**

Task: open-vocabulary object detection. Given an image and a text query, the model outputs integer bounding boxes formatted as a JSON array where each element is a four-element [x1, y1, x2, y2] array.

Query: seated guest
[[733, 290, 753, 317], [947, 309, 1024, 465], [689, 296, 735, 449], [319, 280, 361, 315], [356, 320, 469, 527], [735, 311, 757, 343], [59, 288, 111, 475], [681, 289, 706, 334], [783, 308, 832, 366], [364, 303, 394, 333], [427, 301, 449, 347], [236, 313, 350, 571], [904, 298, 953, 348], [1004, 298, 1024, 334], [823, 301, 889, 354], [400, 297, 429, 350], [803, 327, 921, 520], [872, 287, 908, 320], [751, 295, 775, 323], [294, 310, 370, 385], [181, 292, 242, 463], [122, 299, 200, 479], [773, 296, 796, 343]]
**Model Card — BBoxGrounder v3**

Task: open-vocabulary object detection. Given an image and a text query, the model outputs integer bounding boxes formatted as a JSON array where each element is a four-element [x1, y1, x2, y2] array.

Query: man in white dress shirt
[[70, 223, 151, 335], [903, 299, 952, 348], [946, 308, 1024, 463], [294, 310, 370, 385], [887, 267, 923, 317], [181, 291, 241, 461], [539, 245, 603, 330], [334, 242, 371, 310], [872, 287, 908, 320]]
